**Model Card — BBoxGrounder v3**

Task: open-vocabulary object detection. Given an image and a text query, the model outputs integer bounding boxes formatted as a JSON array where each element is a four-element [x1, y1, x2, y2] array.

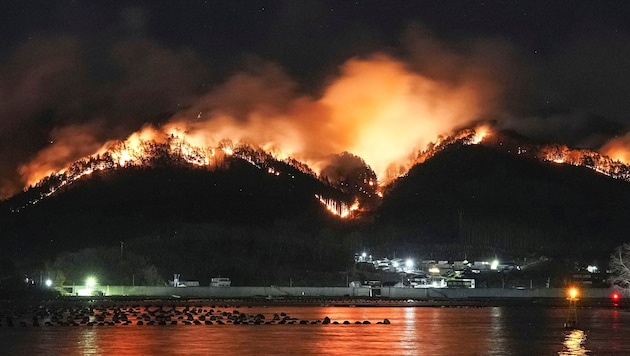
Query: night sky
[[1, 0, 630, 199]]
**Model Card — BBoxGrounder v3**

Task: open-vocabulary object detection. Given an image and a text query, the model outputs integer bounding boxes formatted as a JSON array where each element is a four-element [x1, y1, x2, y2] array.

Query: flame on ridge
[[600, 132, 630, 165], [14, 123, 369, 218], [470, 125, 490, 145], [11, 122, 630, 217], [538, 145, 630, 179], [315, 195, 360, 218]]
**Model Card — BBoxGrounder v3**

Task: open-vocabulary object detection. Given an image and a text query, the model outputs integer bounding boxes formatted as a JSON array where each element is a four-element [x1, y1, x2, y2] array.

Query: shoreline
[[3, 295, 626, 309]]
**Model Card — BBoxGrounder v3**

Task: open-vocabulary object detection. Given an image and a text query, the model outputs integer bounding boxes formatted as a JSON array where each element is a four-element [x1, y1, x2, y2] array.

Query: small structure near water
[[169, 274, 200, 288], [210, 278, 231, 287]]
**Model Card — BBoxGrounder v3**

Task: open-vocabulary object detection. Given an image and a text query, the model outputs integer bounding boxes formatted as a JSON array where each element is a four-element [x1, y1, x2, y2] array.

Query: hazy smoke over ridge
[[2, 21, 630, 199], [0, 36, 207, 198]]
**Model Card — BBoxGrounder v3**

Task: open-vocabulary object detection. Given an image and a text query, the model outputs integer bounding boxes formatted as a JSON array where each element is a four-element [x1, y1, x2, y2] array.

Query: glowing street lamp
[[428, 266, 441, 288], [491, 259, 499, 270], [45, 279, 53, 287], [77, 276, 98, 297], [405, 259, 414, 270], [565, 287, 580, 328], [86, 277, 97, 288]]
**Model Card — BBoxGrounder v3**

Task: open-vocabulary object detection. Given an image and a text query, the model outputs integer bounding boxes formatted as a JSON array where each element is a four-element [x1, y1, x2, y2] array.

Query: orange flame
[[315, 195, 359, 218], [539, 144, 630, 180], [600, 132, 630, 164], [17, 54, 499, 192], [470, 125, 491, 145]]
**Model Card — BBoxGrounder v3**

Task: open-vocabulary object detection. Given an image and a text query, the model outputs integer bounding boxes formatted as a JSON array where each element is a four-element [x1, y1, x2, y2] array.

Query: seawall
[[63, 285, 623, 300]]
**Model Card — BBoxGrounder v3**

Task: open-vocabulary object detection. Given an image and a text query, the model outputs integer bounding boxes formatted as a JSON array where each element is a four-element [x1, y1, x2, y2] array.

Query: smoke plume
[[5, 23, 629, 200], [0, 29, 511, 199]]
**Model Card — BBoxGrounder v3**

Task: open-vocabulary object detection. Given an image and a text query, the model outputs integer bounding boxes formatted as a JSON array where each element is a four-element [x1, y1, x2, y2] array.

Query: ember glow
[[315, 195, 359, 218], [538, 144, 630, 180], [413, 125, 492, 165], [470, 125, 491, 145], [600, 132, 630, 165]]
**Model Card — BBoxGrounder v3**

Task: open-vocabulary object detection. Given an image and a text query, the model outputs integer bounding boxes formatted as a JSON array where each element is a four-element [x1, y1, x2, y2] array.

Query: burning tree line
[[538, 145, 630, 180], [414, 126, 630, 183], [9, 134, 362, 217], [8, 125, 630, 218]]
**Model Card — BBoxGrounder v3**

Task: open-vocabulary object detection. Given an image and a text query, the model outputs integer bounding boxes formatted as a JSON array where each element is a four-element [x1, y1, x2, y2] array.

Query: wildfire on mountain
[[413, 125, 492, 166], [11, 124, 492, 217], [538, 144, 630, 180], [11, 125, 366, 217], [12, 53, 499, 201], [8, 123, 630, 218]]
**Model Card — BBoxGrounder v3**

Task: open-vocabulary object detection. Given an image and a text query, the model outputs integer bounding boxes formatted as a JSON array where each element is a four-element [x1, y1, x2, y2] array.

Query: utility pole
[[120, 241, 124, 259]]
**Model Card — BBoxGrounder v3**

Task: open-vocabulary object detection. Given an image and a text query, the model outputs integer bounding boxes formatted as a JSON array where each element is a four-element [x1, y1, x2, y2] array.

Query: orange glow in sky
[[18, 54, 498, 189]]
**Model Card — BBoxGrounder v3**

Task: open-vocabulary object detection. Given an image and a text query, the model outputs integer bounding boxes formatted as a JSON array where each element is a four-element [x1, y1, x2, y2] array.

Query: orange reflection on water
[[78, 328, 100, 355], [309, 306, 496, 355], [18, 305, 629, 355], [559, 329, 588, 356], [79, 328, 163, 355]]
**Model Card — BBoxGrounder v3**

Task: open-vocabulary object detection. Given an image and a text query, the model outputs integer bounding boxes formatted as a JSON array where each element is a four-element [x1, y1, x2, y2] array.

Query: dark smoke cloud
[[0, 34, 209, 198], [498, 30, 630, 149], [543, 34, 630, 121], [402, 25, 528, 118], [107, 39, 208, 122], [193, 59, 298, 123], [402, 22, 630, 150], [2, 3, 630, 199], [0, 36, 90, 197]]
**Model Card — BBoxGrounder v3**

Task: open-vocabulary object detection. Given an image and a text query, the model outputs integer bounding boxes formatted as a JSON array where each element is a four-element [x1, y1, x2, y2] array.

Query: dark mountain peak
[[377, 140, 630, 256]]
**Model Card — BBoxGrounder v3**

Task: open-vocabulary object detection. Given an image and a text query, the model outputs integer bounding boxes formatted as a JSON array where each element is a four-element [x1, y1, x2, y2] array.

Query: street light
[[45, 279, 53, 287], [77, 276, 98, 297], [565, 287, 579, 328], [405, 259, 414, 270], [491, 259, 499, 270], [428, 266, 441, 288], [86, 276, 97, 288]]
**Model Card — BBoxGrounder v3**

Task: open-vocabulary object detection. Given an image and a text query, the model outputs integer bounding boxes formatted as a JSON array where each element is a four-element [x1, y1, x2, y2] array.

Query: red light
[[612, 292, 621, 301]]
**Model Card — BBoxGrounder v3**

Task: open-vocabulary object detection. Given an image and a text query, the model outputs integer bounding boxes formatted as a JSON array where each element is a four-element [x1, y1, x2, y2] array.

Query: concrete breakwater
[[63, 285, 624, 301]]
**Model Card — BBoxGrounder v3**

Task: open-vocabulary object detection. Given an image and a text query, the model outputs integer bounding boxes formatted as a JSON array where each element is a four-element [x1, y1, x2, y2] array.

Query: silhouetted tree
[[610, 243, 630, 292]]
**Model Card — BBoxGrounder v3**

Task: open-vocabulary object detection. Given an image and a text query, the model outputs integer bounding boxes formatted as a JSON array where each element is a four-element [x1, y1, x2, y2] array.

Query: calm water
[[1, 305, 628, 355]]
